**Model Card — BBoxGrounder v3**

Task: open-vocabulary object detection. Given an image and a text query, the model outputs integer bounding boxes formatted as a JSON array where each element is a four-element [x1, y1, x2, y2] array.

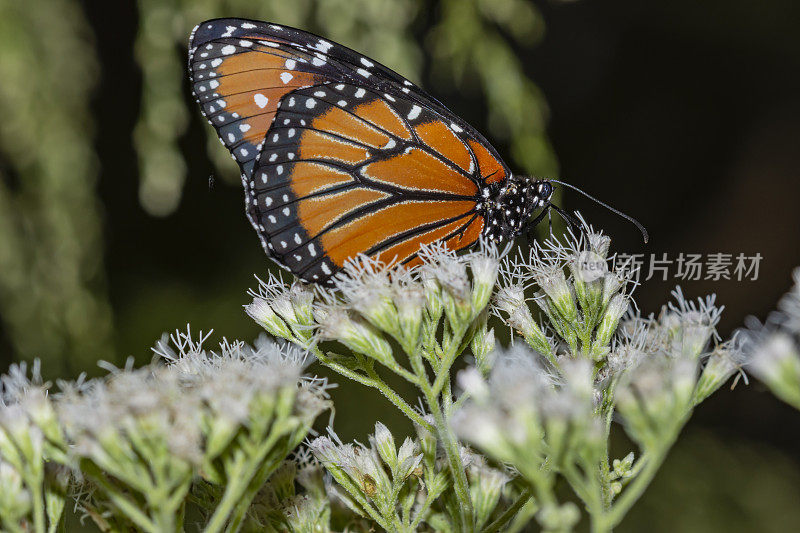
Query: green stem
[[431, 323, 470, 396], [27, 473, 46, 533], [203, 457, 248, 533], [410, 480, 447, 530], [314, 349, 435, 433], [481, 487, 533, 533], [82, 463, 158, 533], [506, 497, 539, 533], [224, 448, 288, 533], [424, 385, 474, 532]]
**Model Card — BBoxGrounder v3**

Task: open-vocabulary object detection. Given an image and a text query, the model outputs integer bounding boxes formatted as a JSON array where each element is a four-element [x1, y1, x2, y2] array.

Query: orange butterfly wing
[[189, 19, 511, 283]]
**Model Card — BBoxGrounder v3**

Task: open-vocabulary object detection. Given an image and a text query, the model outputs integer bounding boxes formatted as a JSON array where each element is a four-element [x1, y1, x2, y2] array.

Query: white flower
[[419, 243, 470, 302], [246, 273, 317, 343], [663, 287, 723, 359]]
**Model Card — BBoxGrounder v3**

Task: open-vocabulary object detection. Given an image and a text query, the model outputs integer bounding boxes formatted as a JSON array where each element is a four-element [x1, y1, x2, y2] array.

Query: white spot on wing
[[221, 45, 236, 55], [253, 93, 269, 108], [408, 105, 421, 120], [315, 40, 333, 52], [280, 72, 294, 84]]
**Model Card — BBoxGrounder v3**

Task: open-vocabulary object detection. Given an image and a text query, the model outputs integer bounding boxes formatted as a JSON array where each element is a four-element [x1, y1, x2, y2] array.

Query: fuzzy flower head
[[418, 240, 501, 323], [309, 425, 423, 526], [0, 360, 62, 450], [615, 352, 698, 449], [737, 269, 800, 410], [454, 345, 603, 473], [497, 218, 636, 362], [333, 255, 398, 333], [661, 287, 723, 359], [245, 273, 316, 346], [739, 321, 800, 410], [331, 255, 429, 352], [57, 363, 205, 469], [57, 327, 330, 491]]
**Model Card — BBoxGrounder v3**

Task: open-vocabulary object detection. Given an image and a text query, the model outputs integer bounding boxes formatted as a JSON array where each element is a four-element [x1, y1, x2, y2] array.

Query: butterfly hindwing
[[247, 82, 490, 283]]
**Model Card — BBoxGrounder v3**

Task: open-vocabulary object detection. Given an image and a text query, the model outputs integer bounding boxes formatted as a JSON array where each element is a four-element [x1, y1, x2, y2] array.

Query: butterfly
[[188, 18, 645, 285]]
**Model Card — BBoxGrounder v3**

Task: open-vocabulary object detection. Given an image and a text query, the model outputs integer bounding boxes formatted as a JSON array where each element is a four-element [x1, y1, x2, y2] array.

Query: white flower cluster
[[493, 225, 635, 364], [2, 218, 768, 533], [0, 330, 330, 533], [452, 225, 740, 532]]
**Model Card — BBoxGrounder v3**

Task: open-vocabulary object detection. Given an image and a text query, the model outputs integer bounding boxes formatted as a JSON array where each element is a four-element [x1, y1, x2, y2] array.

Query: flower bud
[[395, 438, 422, 481], [612, 452, 635, 480], [594, 294, 630, 353], [394, 283, 425, 350], [694, 345, 742, 403], [245, 297, 294, 339], [468, 458, 510, 529], [470, 324, 496, 375], [317, 310, 395, 368], [470, 254, 499, 313], [534, 266, 578, 325], [372, 422, 397, 470]]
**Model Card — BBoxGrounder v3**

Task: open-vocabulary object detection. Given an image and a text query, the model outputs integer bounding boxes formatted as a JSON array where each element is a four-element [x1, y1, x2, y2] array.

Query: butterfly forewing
[[189, 18, 510, 284]]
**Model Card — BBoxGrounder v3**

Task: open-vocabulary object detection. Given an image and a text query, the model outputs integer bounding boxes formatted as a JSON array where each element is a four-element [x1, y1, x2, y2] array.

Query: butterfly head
[[482, 175, 554, 242]]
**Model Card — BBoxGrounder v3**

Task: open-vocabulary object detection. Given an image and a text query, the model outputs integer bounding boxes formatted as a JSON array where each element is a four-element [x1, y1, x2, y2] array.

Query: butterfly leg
[[524, 206, 551, 244]]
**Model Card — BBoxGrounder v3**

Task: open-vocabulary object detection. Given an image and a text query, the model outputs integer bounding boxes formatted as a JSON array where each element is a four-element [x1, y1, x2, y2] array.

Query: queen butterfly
[[188, 18, 645, 285]]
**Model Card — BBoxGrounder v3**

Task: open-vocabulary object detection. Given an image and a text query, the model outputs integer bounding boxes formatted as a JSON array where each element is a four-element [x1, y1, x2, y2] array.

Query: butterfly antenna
[[550, 179, 649, 243]]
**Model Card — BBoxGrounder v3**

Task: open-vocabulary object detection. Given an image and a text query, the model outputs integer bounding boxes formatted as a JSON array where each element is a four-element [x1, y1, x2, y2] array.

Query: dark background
[[4, 0, 800, 530]]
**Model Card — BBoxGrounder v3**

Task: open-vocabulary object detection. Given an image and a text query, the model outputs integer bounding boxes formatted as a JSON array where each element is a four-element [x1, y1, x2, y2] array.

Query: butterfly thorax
[[482, 176, 553, 242]]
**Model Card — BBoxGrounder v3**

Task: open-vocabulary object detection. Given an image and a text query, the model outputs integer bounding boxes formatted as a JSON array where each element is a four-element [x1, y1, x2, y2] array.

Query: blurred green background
[[1, 0, 800, 530]]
